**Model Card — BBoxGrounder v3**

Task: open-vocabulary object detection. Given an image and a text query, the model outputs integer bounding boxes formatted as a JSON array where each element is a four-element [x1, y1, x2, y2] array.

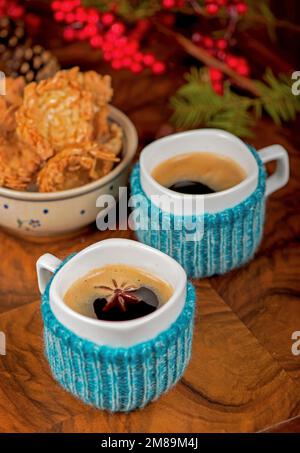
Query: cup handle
[[257, 144, 289, 197], [36, 253, 62, 294]]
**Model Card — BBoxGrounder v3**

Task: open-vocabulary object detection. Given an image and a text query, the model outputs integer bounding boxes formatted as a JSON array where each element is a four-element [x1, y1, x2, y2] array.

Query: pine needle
[[171, 67, 300, 137]]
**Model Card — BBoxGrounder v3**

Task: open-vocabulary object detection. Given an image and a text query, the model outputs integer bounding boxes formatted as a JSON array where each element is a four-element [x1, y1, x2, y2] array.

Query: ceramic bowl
[[0, 106, 138, 240]]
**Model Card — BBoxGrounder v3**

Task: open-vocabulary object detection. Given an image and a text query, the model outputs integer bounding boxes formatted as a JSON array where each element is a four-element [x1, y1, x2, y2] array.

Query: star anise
[[94, 279, 141, 313]]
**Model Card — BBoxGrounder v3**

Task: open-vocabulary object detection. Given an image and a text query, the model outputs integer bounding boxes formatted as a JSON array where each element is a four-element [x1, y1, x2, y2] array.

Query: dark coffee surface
[[152, 152, 246, 194], [64, 264, 173, 322], [93, 286, 159, 321], [168, 180, 216, 195]]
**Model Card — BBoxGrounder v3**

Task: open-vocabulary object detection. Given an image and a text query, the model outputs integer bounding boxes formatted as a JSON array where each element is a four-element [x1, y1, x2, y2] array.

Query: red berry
[[65, 12, 75, 24], [77, 29, 87, 40], [102, 12, 115, 26], [236, 3, 248, 15], [75, 7, 86, 22], [103, 52, 112, 61], [111, 22, 125, 35], [125, 41, 138, 55], [134, 52, 144, 62], [105, 31, 117, 43], [87, 9, 99, 24], [216, 38, 228, 50], [112, 59, 123, 70], [90, 35, 103, 48], [84, 24, 98, 37], [237, 64, 249, 76], [102, 41, 114, 52], [206, 3, 219, 15], [116, 36, 128, 47], [54, 11, 65, 22], [63, 27, 76, 41], [122, 57, 132, 68], [163, 0, 175, 8], [7, 3, 23, 20], [112, 49, 124, 59], [60, 2, 72, 13], [152, 61, 166, 74], [130, 62, 143, 73], [51, 1, 61, 10], [143, 53, 155, 66], [203, 36, 214, 48], [209, 67, 223, 82], [226, 55, 239, 68]]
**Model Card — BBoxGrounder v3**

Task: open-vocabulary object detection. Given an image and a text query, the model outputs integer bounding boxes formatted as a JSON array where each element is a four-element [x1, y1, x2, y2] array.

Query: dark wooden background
[[0, 1, 299, 433]]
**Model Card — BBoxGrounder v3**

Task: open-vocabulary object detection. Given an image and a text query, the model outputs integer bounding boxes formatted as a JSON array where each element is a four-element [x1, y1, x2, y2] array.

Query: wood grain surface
[[0, 12, 300, 433]]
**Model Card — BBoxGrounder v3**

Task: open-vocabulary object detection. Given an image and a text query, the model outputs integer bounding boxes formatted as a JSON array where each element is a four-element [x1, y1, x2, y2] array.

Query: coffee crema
[[151, 152, 246, 195], [64, 264, 173, 322]]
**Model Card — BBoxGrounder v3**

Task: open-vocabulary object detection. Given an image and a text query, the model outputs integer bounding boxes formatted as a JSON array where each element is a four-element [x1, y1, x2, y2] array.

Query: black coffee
[[168, 180, 215, 195], [93, 286, 160, 322], [64, 264, 173, 322], [152, 152, 246, 194]]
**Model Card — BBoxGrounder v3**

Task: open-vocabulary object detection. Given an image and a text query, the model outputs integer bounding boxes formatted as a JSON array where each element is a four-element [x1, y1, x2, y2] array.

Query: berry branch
[[1, 0, 299, 137], [155, 21, 259, 96], [51, 0, 166, 75]]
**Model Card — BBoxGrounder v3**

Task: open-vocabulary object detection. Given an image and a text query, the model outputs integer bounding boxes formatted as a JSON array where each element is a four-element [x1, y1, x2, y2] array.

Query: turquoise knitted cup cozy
[[41, 258, 196, 412], [130, 146, 266, 278]]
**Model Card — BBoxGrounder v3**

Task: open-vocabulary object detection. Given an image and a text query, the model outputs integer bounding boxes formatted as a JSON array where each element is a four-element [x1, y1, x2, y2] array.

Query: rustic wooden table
[[0, 31, 300, 433]]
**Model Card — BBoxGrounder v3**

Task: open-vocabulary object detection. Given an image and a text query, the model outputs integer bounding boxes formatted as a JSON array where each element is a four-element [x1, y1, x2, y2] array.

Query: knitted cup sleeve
[[130, 145, 266, 278], [41, 256, 196, 412]]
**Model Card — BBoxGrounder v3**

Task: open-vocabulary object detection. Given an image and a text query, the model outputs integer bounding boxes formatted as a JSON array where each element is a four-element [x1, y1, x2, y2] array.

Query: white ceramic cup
[[36, 239, 187, 347], [140, 129, 289, 215]]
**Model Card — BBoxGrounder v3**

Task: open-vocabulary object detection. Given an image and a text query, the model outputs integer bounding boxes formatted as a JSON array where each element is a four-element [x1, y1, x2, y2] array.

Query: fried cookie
[[94, 122, 123, 175], [0, 77, 25, 138], [78, 70, 113, 107], [5, 77, 25, 106], [101, 123, 123, 156], [16, 68, 95, 157], [1, 68, 124, 194], [0, 135, 41, 191], [37, 142, 119, 192], [77, 70, 113, 139]]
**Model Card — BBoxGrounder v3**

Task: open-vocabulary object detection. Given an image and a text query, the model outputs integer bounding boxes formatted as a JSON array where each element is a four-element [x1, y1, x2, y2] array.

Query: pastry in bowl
[[0, 68, 138, 239], [0, 67, 124, 193]]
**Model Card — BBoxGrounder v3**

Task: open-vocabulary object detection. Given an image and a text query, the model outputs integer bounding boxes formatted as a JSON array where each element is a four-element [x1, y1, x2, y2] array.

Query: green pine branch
[[171, 68, 300, 138], [253, 69, 300, 125], [171, 68, 255, 137]]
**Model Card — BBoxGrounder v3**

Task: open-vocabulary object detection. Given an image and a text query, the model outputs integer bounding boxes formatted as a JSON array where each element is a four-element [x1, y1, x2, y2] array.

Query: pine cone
[[7, 44, 60, 83], [0, 16, 27, 62], [0, 16, 60, 83]]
